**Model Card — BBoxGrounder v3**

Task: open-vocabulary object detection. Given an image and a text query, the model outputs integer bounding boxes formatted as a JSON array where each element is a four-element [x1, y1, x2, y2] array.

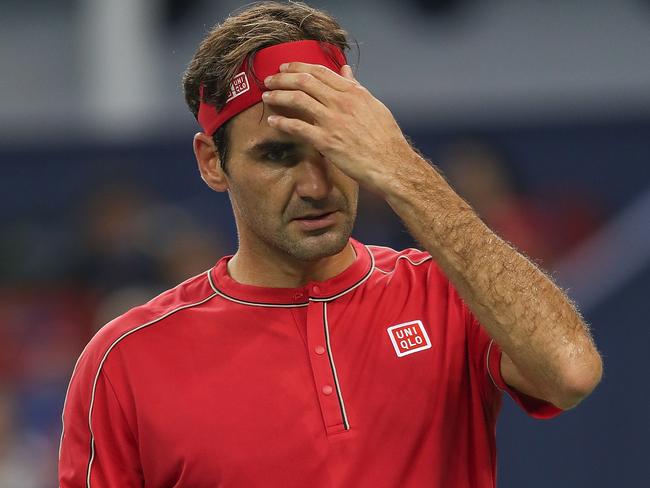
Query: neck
[[227, 240, 356, 288]]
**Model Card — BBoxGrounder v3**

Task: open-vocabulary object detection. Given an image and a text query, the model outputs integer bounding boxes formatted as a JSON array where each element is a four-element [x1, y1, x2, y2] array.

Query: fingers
[[264, 70, 337, 107], [274, 62, 355, 93], [263, 63, 361, 121], [262, 89, 328, 122], [262, 63, 360, 151], [262, 86, 326, 119]]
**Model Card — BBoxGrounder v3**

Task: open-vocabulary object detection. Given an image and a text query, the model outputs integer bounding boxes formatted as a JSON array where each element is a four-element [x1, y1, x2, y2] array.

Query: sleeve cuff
[[487, 340, 564, 420]]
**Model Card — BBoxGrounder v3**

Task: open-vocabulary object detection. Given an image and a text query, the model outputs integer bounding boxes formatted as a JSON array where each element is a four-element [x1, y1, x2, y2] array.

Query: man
[[59, 2, 602, 487]]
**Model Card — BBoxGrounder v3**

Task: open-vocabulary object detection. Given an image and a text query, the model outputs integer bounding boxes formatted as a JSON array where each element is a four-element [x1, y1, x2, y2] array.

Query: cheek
[[337, 176, 359, 209], [230, 180, 285, 225]]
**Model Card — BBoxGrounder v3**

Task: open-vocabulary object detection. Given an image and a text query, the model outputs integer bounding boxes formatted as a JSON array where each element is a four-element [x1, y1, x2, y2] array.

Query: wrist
[[381, 150, 441, 203]]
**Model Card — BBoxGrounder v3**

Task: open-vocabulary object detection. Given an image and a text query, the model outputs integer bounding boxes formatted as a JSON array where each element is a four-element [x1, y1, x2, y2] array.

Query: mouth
[[292, 210, 339, 231]]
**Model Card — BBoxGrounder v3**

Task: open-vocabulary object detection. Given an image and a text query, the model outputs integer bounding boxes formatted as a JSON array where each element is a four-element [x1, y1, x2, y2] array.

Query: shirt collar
[[208, 237, 373, 306]]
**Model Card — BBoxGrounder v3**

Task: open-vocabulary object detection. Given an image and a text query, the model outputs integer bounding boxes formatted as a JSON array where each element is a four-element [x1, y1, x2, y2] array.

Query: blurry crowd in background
[[0, 180, 225, 486], [0, 135, 607, 486]]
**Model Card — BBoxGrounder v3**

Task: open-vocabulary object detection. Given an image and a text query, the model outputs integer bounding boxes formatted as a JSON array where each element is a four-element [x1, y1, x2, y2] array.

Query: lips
[[292, 210, 338, 231], [294, 211, 335, 220]]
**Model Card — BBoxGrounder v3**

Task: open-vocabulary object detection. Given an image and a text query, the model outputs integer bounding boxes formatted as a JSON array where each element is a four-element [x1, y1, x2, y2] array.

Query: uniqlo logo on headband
[[387, 320, 431, 357], [226, 72, 250, 102]]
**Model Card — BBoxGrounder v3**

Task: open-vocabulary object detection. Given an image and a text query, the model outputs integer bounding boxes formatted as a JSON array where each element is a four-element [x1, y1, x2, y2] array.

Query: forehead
[[227, 102, 307, 154]]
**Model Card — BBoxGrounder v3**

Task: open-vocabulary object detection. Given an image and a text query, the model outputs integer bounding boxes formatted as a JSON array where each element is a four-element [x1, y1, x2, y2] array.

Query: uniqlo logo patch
[[387, 320, 431, 357], [226, 72, 250, 102]]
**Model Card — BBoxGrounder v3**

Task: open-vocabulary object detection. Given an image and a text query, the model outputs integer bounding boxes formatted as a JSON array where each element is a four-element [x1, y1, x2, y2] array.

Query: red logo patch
[[387, 320, 431, 357], [226, 72, 250, 102]]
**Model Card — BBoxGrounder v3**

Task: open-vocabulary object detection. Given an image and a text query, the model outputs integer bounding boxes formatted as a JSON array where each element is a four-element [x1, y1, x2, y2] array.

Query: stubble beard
[[232, 184, 358, 263], [245, 203, 357, 263], [276, 216, 355, 262]]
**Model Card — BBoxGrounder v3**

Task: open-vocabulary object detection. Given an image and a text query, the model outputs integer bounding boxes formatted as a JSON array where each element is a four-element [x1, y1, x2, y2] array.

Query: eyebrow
[[245, 139, 300, 157]]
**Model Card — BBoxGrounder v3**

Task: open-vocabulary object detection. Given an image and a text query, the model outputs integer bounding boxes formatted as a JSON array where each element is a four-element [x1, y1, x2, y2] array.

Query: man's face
[[223, 102, 358, 262]]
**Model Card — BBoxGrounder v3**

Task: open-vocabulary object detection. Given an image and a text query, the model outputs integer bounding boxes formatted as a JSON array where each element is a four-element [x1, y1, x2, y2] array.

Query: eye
[[265, 149, 290, 161], [264, 149, 301, 166]]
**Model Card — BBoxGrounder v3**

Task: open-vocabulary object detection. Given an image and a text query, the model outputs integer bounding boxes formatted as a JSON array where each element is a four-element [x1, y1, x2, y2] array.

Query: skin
[[193, 92, 359, 287], [194, 61, 603, 410]]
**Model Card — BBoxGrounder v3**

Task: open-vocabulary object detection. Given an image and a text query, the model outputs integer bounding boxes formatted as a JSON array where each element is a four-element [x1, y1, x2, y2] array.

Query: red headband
[[197, 40, 347, 136]]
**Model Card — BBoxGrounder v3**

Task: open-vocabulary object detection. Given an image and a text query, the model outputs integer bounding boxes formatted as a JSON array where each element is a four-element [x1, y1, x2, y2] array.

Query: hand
[[262, 62, 416, 195]]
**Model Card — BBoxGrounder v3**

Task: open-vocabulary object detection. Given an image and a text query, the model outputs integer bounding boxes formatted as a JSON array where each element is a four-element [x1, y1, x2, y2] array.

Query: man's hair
[[182, 1, 354, 172]]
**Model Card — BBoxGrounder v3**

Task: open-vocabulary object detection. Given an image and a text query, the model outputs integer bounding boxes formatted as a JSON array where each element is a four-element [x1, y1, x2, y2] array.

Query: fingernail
[[279, 63, 289, 71], [264, 76, 272, 85], [268, 115, 279, 123]]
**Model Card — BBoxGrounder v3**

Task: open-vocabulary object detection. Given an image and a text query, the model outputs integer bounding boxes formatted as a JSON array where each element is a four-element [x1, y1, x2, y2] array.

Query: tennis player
[[59, 2, 602, 486]]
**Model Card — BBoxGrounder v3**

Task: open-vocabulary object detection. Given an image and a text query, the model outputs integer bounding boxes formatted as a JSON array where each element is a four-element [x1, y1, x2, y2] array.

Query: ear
[[193, 132, 228, 192]]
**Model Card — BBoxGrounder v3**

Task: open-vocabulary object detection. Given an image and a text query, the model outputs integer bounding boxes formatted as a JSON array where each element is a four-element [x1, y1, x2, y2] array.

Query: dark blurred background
[[1, 0, 649, 486]]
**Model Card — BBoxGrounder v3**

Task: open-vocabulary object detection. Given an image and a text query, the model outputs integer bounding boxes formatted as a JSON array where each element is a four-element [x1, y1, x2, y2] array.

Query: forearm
[[381, 150, 602, 407]]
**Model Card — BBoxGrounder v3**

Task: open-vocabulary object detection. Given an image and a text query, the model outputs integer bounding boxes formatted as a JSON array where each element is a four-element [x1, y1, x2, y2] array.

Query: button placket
[[305, 300, 349, 434]]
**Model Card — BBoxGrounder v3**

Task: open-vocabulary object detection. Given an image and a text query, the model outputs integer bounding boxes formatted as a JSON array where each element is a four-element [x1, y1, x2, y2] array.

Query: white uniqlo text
[[387, 320, 432, 357], [226, 72, 250, 102]]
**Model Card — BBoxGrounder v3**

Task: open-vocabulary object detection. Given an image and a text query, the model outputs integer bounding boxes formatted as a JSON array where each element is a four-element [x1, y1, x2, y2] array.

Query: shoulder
[[364, 243, 454, 295], [77, 270, 217, 371], [60, 270, 219, 431], [366, 244, 433, 274]]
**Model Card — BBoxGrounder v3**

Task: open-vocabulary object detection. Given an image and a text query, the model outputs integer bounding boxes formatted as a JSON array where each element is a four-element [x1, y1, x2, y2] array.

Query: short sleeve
[[463, 297, 563, 420], [485, 337, 563, 419]]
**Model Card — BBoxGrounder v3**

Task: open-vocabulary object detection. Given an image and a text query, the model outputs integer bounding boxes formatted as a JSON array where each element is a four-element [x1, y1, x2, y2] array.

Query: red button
[[312, 285, 321, 294], [322, 385, 334, 395], [314, 345, 326, 355]]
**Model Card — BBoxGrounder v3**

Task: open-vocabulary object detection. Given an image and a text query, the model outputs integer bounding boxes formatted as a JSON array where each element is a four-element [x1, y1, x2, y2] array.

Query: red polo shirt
[[59, 237, 562, 487]]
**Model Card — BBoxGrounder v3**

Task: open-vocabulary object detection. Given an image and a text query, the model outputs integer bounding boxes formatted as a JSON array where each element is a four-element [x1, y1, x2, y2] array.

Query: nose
[[294, 152, 332, 201]]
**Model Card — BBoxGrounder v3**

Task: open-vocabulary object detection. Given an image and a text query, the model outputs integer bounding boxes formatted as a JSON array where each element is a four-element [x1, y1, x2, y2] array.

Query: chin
[[284, 228, 351, 262]]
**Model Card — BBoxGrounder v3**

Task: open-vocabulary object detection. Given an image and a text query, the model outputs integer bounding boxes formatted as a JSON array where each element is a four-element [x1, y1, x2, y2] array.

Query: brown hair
[[182, 1, 357, 171]]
